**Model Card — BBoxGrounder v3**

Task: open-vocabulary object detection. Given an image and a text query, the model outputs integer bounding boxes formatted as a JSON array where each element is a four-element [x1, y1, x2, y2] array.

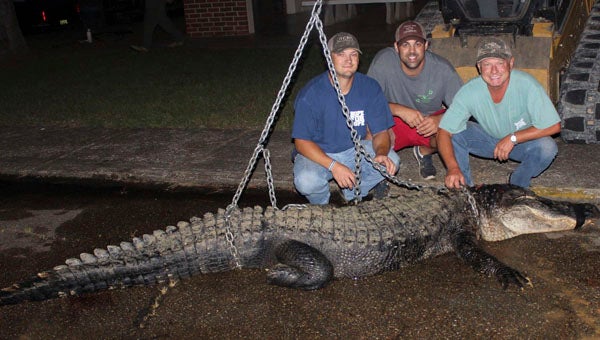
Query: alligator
[[1, 184, 598, 305]]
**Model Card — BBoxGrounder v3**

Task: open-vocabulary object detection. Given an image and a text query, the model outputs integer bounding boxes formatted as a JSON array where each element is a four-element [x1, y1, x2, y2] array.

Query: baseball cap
[[395, 21, 426, 43], [476, 37, 512, 63], [327, 32, 362, 54]]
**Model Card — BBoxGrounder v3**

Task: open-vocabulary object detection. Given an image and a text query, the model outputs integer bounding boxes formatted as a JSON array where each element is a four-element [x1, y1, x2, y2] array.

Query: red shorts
[[390, 108, 446, 151]]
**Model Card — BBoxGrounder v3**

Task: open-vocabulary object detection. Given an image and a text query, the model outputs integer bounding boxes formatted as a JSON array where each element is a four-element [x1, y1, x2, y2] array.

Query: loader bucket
[[427, 33, 553, 99]]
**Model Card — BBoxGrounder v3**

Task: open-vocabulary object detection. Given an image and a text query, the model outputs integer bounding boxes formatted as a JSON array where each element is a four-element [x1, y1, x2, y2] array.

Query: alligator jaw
[[483, 199, 599, 241], [473, 184, 600, 241]]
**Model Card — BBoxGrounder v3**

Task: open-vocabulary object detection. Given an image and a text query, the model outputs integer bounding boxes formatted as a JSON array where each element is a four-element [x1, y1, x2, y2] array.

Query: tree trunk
[[0, 0, 28, 59]]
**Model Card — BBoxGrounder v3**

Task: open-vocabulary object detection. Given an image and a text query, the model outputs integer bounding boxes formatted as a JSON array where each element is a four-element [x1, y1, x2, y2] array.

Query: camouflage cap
[[327, 32, 362, 54], [476, 37, 512, 63]]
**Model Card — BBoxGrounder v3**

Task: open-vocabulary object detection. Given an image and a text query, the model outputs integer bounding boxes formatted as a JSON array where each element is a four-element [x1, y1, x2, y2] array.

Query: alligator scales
[[1, 184, 598, 305]]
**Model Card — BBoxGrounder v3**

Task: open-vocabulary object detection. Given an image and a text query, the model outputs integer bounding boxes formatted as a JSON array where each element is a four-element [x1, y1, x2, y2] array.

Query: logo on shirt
[[416, 89, 434, 104], [350, 110, 365, 127], [514, 118, 526, 130]]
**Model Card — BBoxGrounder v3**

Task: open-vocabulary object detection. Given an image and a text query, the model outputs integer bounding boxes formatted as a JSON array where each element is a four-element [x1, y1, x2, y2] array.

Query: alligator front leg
[[452, 230, 531, 289], [266, 240, 334, 290]]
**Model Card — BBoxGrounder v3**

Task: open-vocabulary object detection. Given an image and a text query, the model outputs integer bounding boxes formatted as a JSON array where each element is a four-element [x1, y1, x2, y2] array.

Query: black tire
[[558, 1, 600, 144]]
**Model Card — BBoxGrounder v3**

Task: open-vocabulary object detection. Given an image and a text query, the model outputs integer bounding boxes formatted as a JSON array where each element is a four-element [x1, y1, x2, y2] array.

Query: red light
[[42, 10, 47, 22]]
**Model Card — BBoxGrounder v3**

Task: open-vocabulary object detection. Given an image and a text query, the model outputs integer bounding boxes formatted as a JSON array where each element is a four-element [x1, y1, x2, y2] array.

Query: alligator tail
[[1, 215, 241, 306]]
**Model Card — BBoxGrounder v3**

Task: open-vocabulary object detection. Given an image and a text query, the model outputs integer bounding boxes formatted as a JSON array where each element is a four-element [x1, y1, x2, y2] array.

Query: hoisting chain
[[313, 15, 364, 201], [463, 185, 480, 219], [223, 1, 326, 268]]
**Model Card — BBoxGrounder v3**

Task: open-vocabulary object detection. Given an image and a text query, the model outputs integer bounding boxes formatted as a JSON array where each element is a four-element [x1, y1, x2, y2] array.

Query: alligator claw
[[496, 266, 532, 290]]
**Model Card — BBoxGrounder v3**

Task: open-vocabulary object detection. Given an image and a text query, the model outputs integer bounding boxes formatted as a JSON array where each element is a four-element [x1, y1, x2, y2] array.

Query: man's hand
[[416, 114, 442, 138], [374, 155, 397, 175], [444, 167, 466, 189], [400, 108, 424, 128], [494, 136, 514, 161], [331, 162, 356, 189]]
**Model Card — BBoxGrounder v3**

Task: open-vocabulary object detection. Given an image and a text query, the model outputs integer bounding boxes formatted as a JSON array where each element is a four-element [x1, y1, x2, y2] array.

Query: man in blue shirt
[[292, 32, 399, 204], [438, 37, 561, 189]]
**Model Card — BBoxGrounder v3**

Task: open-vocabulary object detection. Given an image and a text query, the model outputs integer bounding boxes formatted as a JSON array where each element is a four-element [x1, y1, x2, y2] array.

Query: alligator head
[[469, 184, 600, 241]]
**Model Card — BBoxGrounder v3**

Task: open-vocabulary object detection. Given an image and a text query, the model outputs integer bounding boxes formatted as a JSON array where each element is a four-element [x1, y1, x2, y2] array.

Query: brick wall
[[184, 0, 251, 38]]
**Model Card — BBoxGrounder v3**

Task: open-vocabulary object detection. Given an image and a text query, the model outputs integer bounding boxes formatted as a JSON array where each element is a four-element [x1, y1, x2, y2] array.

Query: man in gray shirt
[[367, 21, 463, 179]]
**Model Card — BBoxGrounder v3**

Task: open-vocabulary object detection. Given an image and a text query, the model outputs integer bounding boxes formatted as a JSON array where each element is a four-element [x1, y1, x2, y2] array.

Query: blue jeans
[[452, 122, 557, 188], [293, 140, 400, 204]]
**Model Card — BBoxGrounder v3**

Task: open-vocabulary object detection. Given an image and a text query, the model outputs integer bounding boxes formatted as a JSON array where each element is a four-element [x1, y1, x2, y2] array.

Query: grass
[[0, 35, 379, 130]]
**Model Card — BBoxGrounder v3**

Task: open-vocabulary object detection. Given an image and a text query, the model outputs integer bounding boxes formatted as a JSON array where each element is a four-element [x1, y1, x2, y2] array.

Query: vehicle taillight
[[42, 10, 47, 22]]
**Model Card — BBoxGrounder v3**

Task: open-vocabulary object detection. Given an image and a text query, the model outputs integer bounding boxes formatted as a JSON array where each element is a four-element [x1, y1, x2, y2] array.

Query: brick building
[[183, 0, 302, 37]]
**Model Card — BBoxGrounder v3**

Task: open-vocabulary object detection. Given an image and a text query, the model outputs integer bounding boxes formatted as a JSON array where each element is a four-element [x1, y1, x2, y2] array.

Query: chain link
[[223, 1, 325, 268], [463, 186, 480, 218], [263, 148, 278, 207], [314, 18, 365, 201], [224, 204, 242, 269], [228, 1, 323, 212]]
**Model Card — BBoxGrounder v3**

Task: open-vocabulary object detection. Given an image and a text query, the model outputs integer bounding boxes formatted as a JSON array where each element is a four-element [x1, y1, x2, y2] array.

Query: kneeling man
[[438, 37, 560, 189], [293, 32, 399, 204]]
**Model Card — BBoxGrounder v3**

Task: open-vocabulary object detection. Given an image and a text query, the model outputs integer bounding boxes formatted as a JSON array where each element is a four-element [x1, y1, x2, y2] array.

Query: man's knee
[[429, 135, 438, 149], [539, 137, 558, 159], [294, 170, 328, 195], [527, 137, 558, 164], [451, 132, 468, 150]]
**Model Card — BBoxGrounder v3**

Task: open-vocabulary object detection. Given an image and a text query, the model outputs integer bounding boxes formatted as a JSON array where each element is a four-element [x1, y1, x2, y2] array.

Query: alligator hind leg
[[266, 240, 334, 290]]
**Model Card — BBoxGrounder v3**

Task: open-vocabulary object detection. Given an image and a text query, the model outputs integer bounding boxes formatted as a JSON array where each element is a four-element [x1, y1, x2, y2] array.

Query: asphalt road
[[1, 182, 599, 339]]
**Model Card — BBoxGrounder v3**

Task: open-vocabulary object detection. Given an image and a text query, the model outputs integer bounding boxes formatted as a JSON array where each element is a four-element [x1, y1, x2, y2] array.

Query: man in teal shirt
[[438, 37, 561, 188]]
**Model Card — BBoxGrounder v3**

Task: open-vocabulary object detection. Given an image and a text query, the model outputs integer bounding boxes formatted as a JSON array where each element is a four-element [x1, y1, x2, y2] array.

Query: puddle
[[0, 209, 82, 252]]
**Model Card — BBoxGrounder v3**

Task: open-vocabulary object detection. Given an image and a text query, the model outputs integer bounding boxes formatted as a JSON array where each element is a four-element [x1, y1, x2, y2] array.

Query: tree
[[0, 0, 28, 59]]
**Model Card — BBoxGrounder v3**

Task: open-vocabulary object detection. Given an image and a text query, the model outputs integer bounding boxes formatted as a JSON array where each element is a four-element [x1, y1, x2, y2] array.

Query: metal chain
[[263, 148, 278, 207], [462, 186, 480, 218], [314, 18, 364, 200], [223, 1, 325, 268], [227, 1, 323, 212], [224, 204, 242, 269]]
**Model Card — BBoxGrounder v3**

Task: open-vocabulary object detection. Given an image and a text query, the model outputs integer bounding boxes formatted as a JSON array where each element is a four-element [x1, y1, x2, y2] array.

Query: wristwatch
[[510, 133, 518, 145]]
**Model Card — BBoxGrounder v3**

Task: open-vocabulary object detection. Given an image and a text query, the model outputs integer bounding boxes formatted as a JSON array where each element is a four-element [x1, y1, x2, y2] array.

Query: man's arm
[[294, 138, 356, 189], [437, 128, 466, 189], [494, 123, 561, 161], [371, 130, 397, 175]]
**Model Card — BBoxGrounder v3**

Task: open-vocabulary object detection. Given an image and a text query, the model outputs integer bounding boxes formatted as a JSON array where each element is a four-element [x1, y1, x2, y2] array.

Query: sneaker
[[371, 181, 390, 199], [413, 146, 436, 180], [130, 45, 149, 52]]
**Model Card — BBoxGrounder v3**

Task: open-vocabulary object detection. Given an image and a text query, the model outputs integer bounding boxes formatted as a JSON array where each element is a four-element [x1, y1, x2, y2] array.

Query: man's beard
[[402, 54, 423, 69]]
